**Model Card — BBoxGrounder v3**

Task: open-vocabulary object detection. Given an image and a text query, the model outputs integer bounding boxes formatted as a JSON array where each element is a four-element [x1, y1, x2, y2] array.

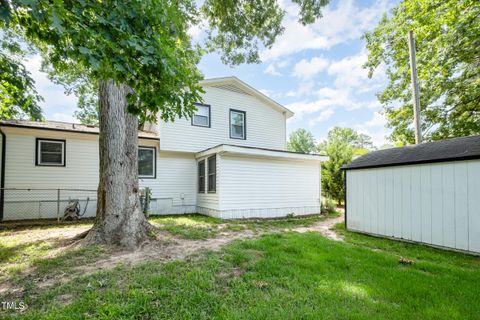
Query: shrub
[[321, 199, 336, 215]]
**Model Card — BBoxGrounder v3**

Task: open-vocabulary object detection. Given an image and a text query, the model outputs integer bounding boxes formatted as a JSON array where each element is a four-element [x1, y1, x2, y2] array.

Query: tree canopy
[[3, 0, 206, 124], [318, 127, 373, 204], [364, 0, 480, 144], [317, 127, 375, 153], [1, 0, 331, 248], [0, 32, 42, 120], [2, 0, 330, 123], [287, 128, 316, 153]]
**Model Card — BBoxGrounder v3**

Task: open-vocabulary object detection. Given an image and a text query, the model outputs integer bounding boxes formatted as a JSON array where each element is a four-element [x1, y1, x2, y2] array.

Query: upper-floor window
[[139, 146, 156, 178], [207, 155, 216, 193], [198, 160, 205, 193], [230, 109, 246, 140], [192, 103, 210, 127], [36, 138, 65, 166]]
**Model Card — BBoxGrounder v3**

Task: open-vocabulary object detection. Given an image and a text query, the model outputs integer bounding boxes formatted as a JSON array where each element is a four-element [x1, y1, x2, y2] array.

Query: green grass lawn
[[149, 212, 340, 240], [1, 217, 479, 319]]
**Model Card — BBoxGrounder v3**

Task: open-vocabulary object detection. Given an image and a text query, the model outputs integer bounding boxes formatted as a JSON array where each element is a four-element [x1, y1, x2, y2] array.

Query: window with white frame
[[138, 146, 156, 178], [230, 109, 246, 139], [36, 139, 65, 166], [192, 103, 210, 127]]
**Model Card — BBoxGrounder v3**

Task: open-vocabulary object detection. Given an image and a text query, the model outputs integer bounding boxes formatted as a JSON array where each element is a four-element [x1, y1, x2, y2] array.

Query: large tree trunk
[[84, 80, 150, 249]]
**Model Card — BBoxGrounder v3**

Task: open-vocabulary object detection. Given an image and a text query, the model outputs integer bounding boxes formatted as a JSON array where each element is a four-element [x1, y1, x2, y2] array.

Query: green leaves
[[365, 0, 480, 144], [0, 34, 43, 120], [321, 140, 352, 205], [291, 0, 329, 25], [3, 0, 205, 123], [2, 0, 331, 123], [287, 128, 316, 153], [318, 127, 374, 204], [200, 0, 329, 65]]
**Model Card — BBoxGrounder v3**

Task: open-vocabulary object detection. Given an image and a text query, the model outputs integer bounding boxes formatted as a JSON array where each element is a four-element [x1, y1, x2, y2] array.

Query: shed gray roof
[[342, 135, 480, 170]]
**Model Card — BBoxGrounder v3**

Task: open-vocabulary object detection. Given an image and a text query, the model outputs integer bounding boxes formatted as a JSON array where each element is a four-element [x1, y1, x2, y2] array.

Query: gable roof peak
[[199, 76, 293, 118]]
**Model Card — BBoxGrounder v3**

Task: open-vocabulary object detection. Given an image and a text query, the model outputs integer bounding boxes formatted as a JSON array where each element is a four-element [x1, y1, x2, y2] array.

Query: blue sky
[[26, 0, 396, 146]]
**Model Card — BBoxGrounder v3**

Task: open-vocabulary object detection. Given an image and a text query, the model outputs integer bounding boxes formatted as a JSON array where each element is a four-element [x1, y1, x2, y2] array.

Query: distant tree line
[[287, 127, 380, 206]]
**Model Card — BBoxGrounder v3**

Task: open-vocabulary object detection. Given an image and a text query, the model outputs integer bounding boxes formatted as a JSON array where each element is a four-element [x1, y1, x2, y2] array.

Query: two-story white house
[[0, 77, 325, 221]]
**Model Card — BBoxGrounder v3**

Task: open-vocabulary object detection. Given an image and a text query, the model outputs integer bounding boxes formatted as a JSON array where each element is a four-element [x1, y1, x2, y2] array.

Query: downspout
[[0, 128, 5, 222]]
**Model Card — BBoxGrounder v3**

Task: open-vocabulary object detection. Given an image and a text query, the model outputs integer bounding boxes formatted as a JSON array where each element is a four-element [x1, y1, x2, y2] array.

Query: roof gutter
[[0, 122, 159, 140], [0, 128, 5, 222]]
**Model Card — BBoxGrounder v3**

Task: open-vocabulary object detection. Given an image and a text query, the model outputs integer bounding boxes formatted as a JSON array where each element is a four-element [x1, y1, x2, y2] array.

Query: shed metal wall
[[346, 160, 480, 253]]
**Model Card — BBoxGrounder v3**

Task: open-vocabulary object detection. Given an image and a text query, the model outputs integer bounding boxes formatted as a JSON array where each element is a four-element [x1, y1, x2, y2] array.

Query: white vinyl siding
[[346, 160, 480, 254], [0, 128, 198, 220], [159, 86, 287, 152], [4, 128, 99, 190], [219, 155, 320, 215], [142, 150, 197, 214]]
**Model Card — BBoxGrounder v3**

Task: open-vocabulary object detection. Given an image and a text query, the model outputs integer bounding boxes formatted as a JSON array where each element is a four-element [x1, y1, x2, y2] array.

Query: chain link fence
[[1, 188, 97, 221]]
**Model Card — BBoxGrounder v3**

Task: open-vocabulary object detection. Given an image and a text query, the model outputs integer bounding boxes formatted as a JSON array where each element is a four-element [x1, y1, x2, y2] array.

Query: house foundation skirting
[[197, 206, 321, 219]]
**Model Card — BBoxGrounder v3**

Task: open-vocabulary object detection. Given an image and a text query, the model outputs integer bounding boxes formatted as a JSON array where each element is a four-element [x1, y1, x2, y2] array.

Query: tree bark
[[83, 79, 150, 249]]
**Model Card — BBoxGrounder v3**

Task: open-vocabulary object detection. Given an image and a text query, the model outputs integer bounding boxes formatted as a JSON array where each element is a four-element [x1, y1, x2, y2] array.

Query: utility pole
[[408, 30, 422, 144]]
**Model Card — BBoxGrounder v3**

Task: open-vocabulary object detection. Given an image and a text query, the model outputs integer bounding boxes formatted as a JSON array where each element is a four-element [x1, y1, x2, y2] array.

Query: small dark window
[[192, 103, 211, 127], [198, 160, 205, 193], [139, 147, 156, 178], [207, 155, 216, 193], [36, 139, 65, 166], [230, 109, 246, 140]]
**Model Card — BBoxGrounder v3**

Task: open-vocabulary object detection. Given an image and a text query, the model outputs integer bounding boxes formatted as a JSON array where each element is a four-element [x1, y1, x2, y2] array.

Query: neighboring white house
[[343, 136, 480, 254], [0, 77, 326, 221]]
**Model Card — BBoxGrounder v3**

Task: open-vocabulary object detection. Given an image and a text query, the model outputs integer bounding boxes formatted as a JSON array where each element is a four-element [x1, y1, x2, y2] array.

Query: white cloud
[[292, 56, 329, 80], [258, 88, 283, 100], [24, 55, 79, 122], [286, 49, 386, 100], [297, 51, 387, 111], [286, 80, 315, 97], [51, 112, 77, 123], [261, 0, 390, 61], [357, 127, 389, 146], [364, 111, 387, 127], [276, 59, 290, 68], [286, 99, 331, 120], [327, 53, 367, 88], [263, 64, 282, 76], [308, 109, 334, 126], [354, 112, 390, 146]]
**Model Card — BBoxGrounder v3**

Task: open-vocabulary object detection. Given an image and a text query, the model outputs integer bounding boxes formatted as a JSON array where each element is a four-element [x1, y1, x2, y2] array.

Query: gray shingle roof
[[342, 135, 480, 170], [0, 120, 159, 139]]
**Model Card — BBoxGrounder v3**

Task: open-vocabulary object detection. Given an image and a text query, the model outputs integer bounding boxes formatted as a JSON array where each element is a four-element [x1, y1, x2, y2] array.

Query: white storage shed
[[343, 135, 480, 254]]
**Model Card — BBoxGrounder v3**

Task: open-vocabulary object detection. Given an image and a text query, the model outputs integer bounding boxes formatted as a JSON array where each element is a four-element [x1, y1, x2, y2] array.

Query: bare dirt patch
[[0, 214, 344, 299], [291, 214, 344, 241]]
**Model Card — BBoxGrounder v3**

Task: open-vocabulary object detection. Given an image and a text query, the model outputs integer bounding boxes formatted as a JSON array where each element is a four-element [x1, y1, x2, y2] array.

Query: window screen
[[192, 104, 210, 127], [36, 139, 65, 166], [207, 155, 216, 193], [198, 160, 205, 193], [139, 147, 156, 178], [230, 110, 246, 139]]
